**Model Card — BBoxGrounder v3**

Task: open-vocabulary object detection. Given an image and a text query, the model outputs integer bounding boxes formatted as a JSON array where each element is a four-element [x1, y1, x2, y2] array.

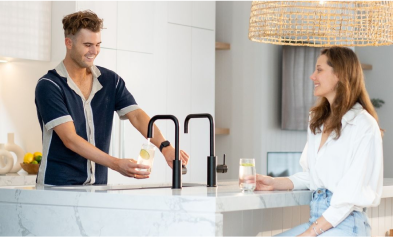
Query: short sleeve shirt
[[35, 62, 139, 185]]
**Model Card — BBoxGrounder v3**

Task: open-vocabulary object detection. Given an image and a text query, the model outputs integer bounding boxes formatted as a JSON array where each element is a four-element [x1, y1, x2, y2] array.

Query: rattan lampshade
[[249, 1, 393, 47]]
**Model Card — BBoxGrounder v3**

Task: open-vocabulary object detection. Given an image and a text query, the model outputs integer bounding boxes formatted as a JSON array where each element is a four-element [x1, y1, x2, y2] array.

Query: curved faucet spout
[[184, 113, 215, 157], [148, 114, 181, 189], [184, 113, 217, 187], [148, 115, 179, 161]]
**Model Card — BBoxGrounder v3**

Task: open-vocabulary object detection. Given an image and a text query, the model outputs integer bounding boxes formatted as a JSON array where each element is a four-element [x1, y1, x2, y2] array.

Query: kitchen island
[[1, 180, 393, 236]]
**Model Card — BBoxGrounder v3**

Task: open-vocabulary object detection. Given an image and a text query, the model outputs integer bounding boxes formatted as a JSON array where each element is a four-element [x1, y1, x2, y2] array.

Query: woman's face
[[310, 55, 339, 104]]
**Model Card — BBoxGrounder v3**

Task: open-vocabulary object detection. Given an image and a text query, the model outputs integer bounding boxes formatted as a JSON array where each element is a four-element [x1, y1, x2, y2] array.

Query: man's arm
[[126, 109, 189, 168], [54, 121, 150, 178]]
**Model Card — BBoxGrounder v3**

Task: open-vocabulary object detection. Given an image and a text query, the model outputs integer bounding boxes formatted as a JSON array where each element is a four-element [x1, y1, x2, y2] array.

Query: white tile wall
[[0, 2, 51, 61]]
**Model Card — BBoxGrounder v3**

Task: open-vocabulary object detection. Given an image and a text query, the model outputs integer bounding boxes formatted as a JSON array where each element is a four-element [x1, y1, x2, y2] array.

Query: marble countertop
[[0, 172, 36, 186], [1, 179, 392, 214]]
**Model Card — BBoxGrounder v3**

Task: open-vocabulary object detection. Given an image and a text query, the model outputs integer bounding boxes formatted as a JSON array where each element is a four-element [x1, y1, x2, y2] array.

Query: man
[[35, 10, 189, 185]]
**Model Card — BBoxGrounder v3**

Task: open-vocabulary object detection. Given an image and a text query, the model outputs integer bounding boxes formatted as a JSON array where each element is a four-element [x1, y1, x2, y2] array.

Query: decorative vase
[[5, 133, 25, 173], [0, 144, 14, 175]]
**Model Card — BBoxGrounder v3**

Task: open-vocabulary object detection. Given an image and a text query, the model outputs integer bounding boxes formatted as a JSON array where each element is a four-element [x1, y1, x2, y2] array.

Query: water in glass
[[137, 142, 156, 172], [239, 158, 256, 192]]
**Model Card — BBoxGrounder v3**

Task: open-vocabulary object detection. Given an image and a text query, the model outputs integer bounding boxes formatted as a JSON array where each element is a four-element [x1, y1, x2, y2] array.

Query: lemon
[[241, 163, 255, 167], [31, 160, 38, 165], [139, 149, 150, 160], [34, 152, 42, 158], [23, 153, 34, 164]]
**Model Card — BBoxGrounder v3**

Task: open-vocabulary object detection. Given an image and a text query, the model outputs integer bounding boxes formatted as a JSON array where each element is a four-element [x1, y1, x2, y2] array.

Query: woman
[[255, 47, 383, 236]]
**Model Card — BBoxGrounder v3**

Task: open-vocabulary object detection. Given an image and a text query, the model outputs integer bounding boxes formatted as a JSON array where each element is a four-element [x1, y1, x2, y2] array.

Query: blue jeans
[[276, 189, 371, 236]]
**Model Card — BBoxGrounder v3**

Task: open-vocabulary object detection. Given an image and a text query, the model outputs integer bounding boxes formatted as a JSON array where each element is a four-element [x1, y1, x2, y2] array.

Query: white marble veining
[[1, 179, 393, 236], [0, 172, 36, 186]]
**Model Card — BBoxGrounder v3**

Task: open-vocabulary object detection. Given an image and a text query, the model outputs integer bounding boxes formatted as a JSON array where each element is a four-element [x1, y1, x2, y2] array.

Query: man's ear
[[65, 37, 73, 49]]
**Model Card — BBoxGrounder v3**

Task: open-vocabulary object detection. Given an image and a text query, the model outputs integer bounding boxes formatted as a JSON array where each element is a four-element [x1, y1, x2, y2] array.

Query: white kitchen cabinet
[[167, 1, 192, 26], [117, 2, 154, 54], [94, 48, 117, 72], [0, 2, 51, 61], [167, 23, 192, 183], [76, 1, 118, 49], [167, 1, 215, 30], [112, 50, 169, 185], [189, 28, 215, 183], [192, 1, 216, 30], [191, 28, 215, 113]]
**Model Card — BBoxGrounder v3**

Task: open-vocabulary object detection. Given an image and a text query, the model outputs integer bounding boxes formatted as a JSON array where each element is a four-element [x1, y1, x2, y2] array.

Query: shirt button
[[317, 190, 322, 194]]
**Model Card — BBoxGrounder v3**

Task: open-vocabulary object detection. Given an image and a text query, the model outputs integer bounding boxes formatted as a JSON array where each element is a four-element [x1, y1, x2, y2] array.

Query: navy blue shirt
[[35, 62, 139, 185]]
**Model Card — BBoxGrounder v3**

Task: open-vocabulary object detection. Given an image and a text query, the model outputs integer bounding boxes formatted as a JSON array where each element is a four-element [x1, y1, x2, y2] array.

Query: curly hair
[[309, 47, 381, 138], [62, 10, 103, 37]]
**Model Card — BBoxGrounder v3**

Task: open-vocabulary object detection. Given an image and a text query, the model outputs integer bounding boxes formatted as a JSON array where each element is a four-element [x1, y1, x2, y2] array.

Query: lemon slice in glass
[[241, 163, 254, 167], [140, 149, 150, 160]]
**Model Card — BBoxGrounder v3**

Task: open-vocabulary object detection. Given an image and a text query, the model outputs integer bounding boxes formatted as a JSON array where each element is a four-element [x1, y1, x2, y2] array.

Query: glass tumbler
[[136, 143, 156, 172], [239, 158, 256, 192]]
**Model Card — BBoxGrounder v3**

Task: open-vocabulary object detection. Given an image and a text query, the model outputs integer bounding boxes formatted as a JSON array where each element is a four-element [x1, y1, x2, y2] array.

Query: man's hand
[[113, 158, 151, 179], [162, 145, 190, 168]]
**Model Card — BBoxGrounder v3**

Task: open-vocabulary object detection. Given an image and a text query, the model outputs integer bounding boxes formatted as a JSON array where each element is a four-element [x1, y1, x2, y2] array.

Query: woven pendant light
[[249, 1, 393, 47]]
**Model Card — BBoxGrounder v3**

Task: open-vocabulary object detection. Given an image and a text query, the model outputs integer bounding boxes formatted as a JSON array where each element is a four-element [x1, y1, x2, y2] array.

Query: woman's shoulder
[[352, 109, 380, 134]]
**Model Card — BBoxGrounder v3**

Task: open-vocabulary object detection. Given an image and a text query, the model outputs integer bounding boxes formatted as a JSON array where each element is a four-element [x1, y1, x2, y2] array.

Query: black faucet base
[[207, 155, 217, 187], [172, 159, 182, 189]]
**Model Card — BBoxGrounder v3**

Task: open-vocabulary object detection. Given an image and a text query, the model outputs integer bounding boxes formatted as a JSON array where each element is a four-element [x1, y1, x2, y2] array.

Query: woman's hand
[[245, 175, 294, 191], [254, 174, 275, 191]]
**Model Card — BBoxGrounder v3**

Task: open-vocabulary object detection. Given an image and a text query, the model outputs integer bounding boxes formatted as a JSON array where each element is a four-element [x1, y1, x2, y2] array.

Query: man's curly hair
[[62, 10, 103, 37]]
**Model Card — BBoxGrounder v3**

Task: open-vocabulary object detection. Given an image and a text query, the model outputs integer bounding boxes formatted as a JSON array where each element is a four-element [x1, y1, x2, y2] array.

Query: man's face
[[67, 28, 101, 69]]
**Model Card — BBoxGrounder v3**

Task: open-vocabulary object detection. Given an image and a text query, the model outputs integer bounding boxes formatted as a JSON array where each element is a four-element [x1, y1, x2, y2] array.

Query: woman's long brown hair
[[309, 47, 380, 138]]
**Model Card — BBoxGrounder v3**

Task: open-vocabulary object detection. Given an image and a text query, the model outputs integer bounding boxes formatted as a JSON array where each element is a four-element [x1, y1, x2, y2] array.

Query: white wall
[[0, 61, 57, 152], [215, 2, 307, 180], [356, 46, 393, 178]]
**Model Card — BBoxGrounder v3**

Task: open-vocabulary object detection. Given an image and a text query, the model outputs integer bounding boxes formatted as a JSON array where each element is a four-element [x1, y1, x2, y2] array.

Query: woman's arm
[[298, 216, 333, 237], [254, 175, 294, 191]]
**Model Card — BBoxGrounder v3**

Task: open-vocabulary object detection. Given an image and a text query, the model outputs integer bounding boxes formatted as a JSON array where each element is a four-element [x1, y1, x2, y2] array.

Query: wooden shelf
[[361, 63, 372, 70], [215, 128, 230, 135], [215, 42, 230, 50]]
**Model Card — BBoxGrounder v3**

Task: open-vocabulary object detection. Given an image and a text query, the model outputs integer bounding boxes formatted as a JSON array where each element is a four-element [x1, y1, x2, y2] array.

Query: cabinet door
[[167, 23, 192, 183], [167, 1, 192, 26], [94, 48, 117, 72], [189, 28, 215, 183], [109, 50, 170, 185], [117, 2, 154, 54], [76, 2, 117, 49], [192, 1, 216, 30]]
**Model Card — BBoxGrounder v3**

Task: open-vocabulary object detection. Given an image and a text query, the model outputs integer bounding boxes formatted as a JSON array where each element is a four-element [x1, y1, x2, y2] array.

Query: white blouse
[[289, 103, 383, 227]]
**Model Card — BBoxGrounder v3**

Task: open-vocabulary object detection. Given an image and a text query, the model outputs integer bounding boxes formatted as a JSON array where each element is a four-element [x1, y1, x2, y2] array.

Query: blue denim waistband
[[312, 188, 332, 199], [311, 188, 367, 212]]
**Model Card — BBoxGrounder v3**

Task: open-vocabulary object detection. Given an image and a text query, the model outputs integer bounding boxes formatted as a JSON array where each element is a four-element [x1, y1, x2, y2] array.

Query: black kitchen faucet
[[184, 113, 228, 187], [147, 115, 182, 189]]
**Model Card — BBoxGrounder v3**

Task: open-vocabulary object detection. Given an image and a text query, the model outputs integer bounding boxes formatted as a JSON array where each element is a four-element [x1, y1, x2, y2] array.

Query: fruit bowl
[[20, 163, 39, 174]]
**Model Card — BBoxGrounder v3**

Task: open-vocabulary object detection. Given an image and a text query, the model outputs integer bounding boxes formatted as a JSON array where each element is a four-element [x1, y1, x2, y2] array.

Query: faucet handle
[[182, 165, 187, 175], [216, 154, 228, 173]]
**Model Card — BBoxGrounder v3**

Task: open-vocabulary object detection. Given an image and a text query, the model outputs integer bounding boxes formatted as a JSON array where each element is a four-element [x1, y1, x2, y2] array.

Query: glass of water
[[136, 143, 156, 172], [239, 158, 256, 192]]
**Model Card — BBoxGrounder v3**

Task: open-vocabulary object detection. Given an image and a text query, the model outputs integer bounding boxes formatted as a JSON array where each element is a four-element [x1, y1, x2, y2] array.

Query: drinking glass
[[239, 158, 256, 192], [136, 143, 156, 172]]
